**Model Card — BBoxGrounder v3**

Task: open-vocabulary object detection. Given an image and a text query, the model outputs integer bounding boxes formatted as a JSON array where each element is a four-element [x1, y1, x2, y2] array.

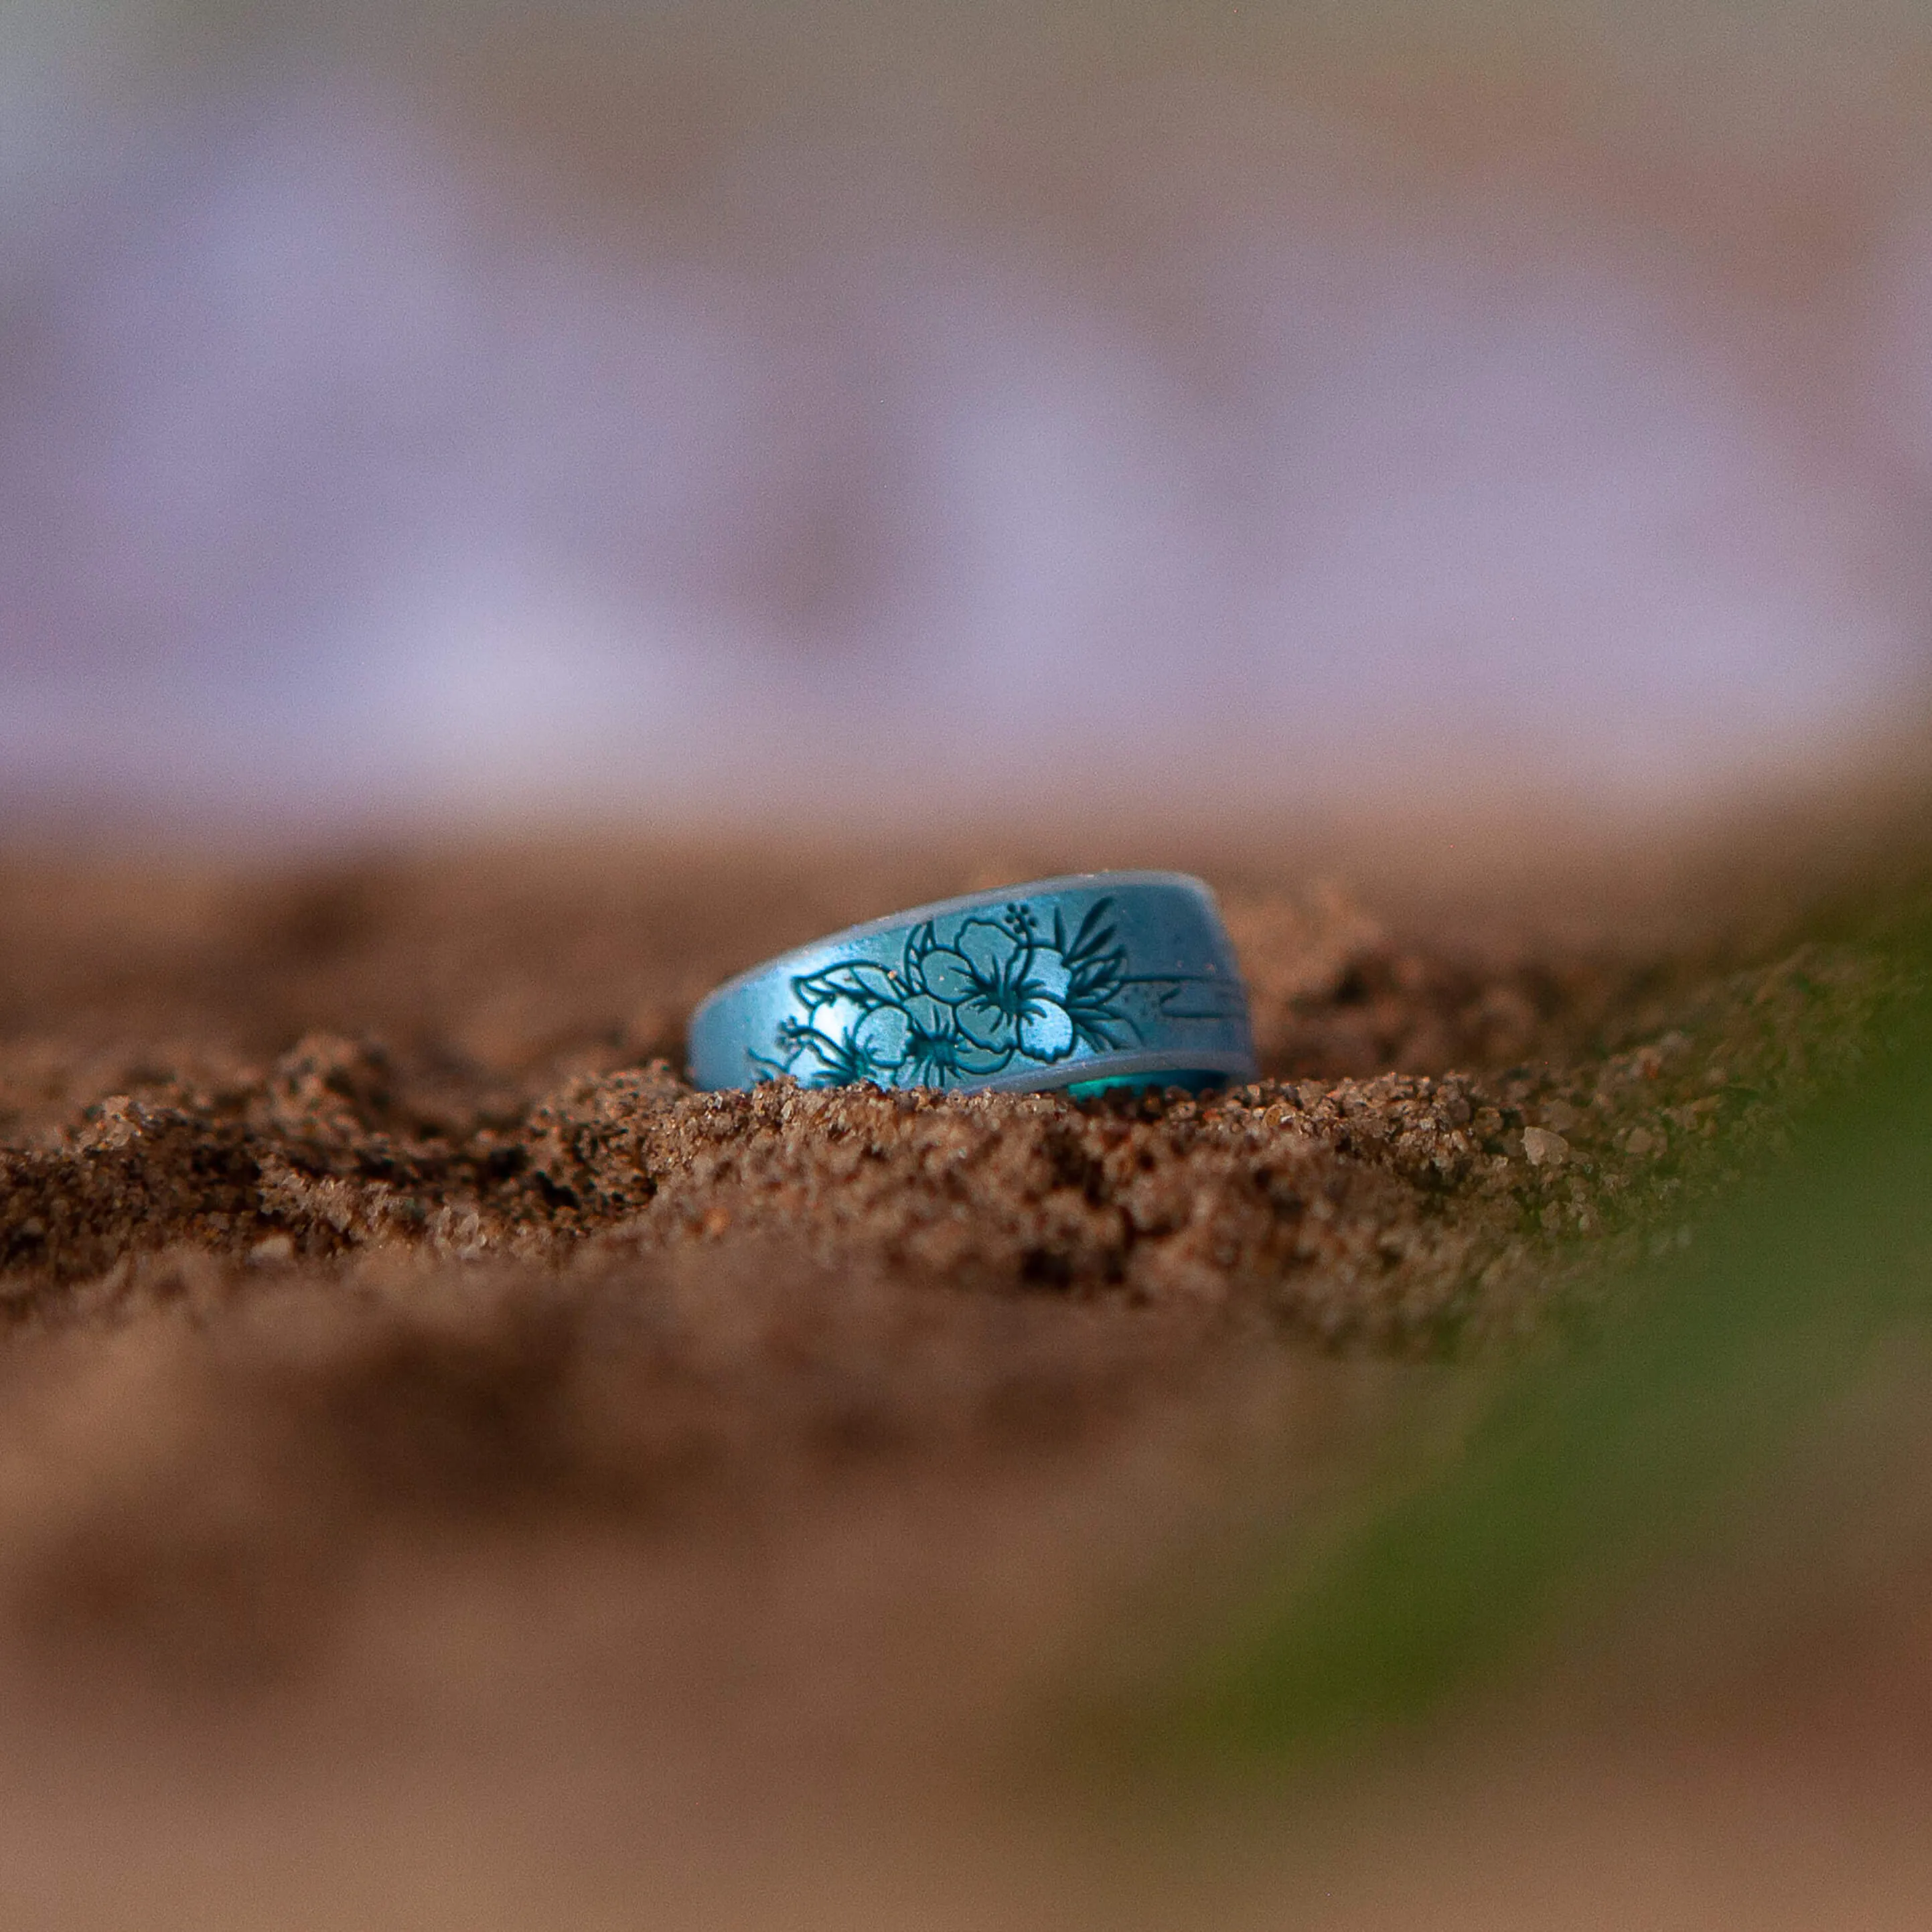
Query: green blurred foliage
[[1139, 911, 1932, 1764]]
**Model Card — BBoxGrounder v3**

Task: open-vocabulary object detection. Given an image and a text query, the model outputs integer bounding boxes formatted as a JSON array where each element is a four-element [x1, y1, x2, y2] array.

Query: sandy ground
[[0, 819, 1925, 1927]]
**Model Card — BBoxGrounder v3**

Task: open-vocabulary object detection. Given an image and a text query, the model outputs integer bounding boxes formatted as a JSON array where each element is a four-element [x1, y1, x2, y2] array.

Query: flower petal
[[795, 960, 899, 1009], [804, 994, 867, 1045], [1021, 952, 1072, 1002], [903, 994, 950, 1037], [954, 1039, 1012, 1075], [919, 947, 980, 1003], [957, 993, 1015, 1049], [954, 919, 1015, 981], [1017, 1000, 1075, 1061], [853, 1005, 911, 1069]]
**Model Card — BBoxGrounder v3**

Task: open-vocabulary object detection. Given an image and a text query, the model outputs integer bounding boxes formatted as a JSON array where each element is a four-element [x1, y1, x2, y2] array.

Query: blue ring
[[686, 871, 1257, 1095]]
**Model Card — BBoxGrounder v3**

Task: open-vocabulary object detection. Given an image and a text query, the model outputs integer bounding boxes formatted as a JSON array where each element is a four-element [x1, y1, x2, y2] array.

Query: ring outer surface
[[685, 871, 1257, 1096]]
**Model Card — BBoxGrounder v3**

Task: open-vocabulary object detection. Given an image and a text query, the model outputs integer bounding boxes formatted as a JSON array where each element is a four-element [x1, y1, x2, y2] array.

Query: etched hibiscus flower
[[836, 992, 944, 1082], [898, 1007, 1011, 1086], [917, 913, 1077, 1063], [753, 894, 1135, 1089], [776, 995, 914, 1085]]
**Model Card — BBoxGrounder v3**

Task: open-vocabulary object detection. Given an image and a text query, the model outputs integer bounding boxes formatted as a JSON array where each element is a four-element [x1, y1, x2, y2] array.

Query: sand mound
[[0, 834, 1915, 1927]]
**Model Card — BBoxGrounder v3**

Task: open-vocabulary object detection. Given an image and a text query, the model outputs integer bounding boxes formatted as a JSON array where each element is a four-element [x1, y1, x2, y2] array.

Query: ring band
[[686, 871, 1257, 1096]]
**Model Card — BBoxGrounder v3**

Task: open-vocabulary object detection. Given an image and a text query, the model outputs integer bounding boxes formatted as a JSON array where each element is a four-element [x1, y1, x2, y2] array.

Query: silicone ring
[[686, 871, 1257, 1095]]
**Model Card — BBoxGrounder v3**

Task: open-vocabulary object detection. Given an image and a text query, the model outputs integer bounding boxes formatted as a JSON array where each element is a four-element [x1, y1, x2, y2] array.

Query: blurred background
[[8, 13, 1932, 1926], [5, 0, 1931, 841]]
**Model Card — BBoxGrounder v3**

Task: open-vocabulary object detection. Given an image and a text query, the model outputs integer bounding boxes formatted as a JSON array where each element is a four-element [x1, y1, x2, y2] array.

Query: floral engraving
[[751, 897, 1136, 1089]]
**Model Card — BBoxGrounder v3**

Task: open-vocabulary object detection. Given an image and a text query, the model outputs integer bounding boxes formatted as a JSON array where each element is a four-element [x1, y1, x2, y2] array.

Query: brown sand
[[0, 832, 1917, 1926], [0, 841, 1890, 1330]]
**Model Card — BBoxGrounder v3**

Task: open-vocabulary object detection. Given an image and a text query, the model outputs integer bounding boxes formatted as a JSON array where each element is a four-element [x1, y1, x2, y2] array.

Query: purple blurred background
[[3, 2, 1930, 838]]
